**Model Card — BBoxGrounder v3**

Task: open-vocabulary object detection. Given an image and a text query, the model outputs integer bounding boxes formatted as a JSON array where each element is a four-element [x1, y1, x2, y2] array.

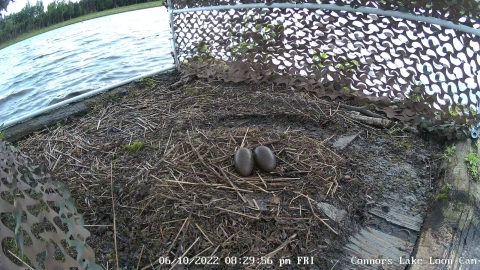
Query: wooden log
[[411, 139, 480, 270]]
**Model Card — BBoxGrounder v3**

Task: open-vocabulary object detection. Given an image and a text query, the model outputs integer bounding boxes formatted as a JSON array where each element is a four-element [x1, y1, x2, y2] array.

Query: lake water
[[0, 7, 173, 125]]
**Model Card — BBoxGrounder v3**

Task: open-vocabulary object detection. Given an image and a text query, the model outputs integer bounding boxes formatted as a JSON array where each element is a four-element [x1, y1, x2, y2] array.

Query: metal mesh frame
[[169, 0, 480, 139]]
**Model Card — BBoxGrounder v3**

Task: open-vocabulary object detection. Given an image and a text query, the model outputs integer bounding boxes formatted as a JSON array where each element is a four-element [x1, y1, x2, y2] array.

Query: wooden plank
[[342, 227, 413, 270], [411, 139, 480, 270], [369, 204, 423, 232]]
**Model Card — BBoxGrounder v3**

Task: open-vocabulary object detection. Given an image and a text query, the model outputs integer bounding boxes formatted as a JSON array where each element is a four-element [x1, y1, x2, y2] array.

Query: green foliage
[[140, 77, 155, 88], [438, 183, 451, 201], [125, 140, 143, 151], [229, 8, 280, 62], [312, 50, 328, 68], [0, 123, 5, 140], [335, 59, 360, 72], [443, 144, 456, 162], [465, 148, 480, 179]]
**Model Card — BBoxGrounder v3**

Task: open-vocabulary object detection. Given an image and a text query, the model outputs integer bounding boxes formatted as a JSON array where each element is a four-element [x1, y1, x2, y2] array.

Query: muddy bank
[[8, 71, 446, 269]]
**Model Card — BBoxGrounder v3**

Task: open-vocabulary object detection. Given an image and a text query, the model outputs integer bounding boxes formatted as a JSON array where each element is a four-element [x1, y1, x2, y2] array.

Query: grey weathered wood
[[342, 227, 413, 270], [369, 204, 423, 231], [411, 139, 480, 270]]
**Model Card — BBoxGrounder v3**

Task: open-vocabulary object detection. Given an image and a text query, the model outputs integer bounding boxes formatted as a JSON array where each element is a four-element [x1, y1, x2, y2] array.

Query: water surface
[[0, 7, 173, 125]]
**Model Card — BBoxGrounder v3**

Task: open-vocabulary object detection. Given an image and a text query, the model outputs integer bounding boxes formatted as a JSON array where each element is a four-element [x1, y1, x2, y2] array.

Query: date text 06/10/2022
[[157, 256, 315, 266]]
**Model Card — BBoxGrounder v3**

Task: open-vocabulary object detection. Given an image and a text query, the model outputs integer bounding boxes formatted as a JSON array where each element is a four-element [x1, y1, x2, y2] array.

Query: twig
[[52, 154, 63, 171], [110, 162, 120, 270], [53, 149, 82, 163], [169, 237, 200, 270], [151, 175, 222, 186], [215, 206, 260, 219], [165, 218, 189, 256], [138, 196, 155, 216], [347, 112, 393, 128], [330, 260, 340, 270], [136, 245, 145, 270], [256, 171, 268, 189], [307, 196, 338, 235], [164, 128, 173, 156], [240, 127, 249, 148], [195, 223, 213, 245], [217, 166, 247, 203], [314, 96, 387, 119], [264, 233, 297, 258]]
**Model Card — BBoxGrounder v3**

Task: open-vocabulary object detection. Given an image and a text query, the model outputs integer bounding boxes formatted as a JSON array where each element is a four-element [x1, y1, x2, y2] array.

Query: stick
[[217, 166, 247, 203], [110, 162, 120, 270], [136, 245, 145, 270], [307, 197, 338, 235], [347, 112, 393, 128], [313, 96, 387, 119], [215, 207, 260, 219], [151, 175, 222, 186], [264, 233, 297, 258], [169, 237, 200, 270], [164, 128, 173, 156], [138, 196, 155, 216], [165, 218, 189, 256], [240, 127, 249, 148], [257, 171, 268, 189], [195, 223, 213, 245]]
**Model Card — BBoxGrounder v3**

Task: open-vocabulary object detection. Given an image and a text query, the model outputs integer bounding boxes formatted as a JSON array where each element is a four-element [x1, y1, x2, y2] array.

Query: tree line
[[0, 0, 161, 44]]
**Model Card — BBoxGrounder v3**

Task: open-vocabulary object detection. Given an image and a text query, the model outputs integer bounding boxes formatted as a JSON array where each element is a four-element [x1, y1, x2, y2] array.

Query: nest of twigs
[[15, 74, 373, 269]]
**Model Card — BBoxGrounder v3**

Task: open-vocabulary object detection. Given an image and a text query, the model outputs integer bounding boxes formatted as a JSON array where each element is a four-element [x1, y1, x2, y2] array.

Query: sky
[[2, 0, 78, 16]]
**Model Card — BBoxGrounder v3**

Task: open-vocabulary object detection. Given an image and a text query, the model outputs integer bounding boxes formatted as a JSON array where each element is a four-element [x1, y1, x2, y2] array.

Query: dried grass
[[16, 74, 371, 268]]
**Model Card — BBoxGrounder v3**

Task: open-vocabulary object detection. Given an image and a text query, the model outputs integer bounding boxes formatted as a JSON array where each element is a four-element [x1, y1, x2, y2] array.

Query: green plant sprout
[[443, 144, 456, 162], [125, 140, 143, 152], [465, 148, 480, 179], [438, 183, 451, 201]]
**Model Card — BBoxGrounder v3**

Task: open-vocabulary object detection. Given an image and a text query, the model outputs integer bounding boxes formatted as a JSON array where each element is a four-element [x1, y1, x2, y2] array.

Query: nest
[[15, 75, 373, 269]]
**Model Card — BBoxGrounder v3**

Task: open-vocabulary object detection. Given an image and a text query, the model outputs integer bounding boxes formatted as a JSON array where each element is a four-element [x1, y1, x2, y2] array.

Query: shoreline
[[0, 1, 165, 50], [2, 69, 176, 142]]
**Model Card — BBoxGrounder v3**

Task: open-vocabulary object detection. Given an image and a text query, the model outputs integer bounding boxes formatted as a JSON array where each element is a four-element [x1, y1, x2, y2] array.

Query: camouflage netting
[[168, 0, 480, 139], [0, 140, 102, 270]]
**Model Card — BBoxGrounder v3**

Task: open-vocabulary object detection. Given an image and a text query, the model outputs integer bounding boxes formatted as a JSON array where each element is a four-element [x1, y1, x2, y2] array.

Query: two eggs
[[234, 146, 276, 176]]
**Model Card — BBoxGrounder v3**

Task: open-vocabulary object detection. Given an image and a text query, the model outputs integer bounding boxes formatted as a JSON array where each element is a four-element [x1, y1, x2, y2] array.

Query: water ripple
[[0, 7, 173, 124]]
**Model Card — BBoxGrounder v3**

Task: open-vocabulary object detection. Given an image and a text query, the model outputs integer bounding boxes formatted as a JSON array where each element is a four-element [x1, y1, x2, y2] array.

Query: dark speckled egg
[[234, 147, 254, 176], [254, 146, 276, 172]]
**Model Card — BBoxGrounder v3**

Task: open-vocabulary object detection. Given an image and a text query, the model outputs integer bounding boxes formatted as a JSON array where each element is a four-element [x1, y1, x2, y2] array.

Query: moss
[[140, 77, 156, 88], [392, 138, 414, 150], [125, 140, 143, 152], [87, 91, 125, 113], [438, 183, 451, 202], [438, 193, 448, 201]]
